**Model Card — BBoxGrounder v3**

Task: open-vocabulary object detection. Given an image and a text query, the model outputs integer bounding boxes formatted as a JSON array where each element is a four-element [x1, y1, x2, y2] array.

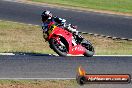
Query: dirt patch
[[0, 80, 76, 88], [0, 21, 54, 54]]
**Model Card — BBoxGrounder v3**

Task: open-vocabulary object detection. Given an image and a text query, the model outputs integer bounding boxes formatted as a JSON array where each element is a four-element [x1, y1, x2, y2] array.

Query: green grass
[[31, 0, 132, 13], [0, 20, 132, 55]]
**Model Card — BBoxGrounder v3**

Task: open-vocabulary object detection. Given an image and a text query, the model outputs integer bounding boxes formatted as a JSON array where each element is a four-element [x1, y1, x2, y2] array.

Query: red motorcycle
[[44, 22, 94, 57]]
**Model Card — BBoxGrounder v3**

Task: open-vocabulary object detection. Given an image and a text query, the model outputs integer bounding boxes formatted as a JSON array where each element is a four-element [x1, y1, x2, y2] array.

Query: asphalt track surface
[[0, 0, 132, 39], [0, 55, 132, 88], [0, 55, 132, 78]]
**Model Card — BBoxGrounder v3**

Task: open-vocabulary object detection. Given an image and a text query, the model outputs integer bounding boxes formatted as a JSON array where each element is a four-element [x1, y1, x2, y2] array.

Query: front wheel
[[49, 38, 68, 56]]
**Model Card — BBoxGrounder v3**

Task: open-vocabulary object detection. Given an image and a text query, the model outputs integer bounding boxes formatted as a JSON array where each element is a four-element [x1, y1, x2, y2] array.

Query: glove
[[61, 19, 66, 26], [61, 19, 66, 23]]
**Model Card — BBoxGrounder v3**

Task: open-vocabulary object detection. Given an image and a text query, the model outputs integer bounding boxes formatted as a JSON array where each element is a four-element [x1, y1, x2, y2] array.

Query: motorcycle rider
[[41, 10, 83, 44]]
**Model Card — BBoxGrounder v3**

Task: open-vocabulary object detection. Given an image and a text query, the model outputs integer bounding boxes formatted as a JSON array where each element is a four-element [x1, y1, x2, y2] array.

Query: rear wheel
[[84, 44, 94, 57], [81, 39, 94, 57], [49, 38, 68, 56]]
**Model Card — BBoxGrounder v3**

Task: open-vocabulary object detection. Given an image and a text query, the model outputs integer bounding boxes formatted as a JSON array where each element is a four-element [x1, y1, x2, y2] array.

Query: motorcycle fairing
[[48, 26, 85, 55]]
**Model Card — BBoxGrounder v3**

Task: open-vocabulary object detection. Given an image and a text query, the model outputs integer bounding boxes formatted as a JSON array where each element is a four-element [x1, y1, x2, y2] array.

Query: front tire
[[49, 38, 68, 56]]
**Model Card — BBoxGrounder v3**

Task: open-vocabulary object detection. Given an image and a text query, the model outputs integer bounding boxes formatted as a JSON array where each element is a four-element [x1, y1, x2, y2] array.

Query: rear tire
[[84, 44, 94, 57], [49, 38, 68, 56]]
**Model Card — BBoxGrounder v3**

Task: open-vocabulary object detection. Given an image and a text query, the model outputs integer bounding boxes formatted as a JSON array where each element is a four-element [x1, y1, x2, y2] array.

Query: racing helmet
[[41, 10, 52, 22]]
